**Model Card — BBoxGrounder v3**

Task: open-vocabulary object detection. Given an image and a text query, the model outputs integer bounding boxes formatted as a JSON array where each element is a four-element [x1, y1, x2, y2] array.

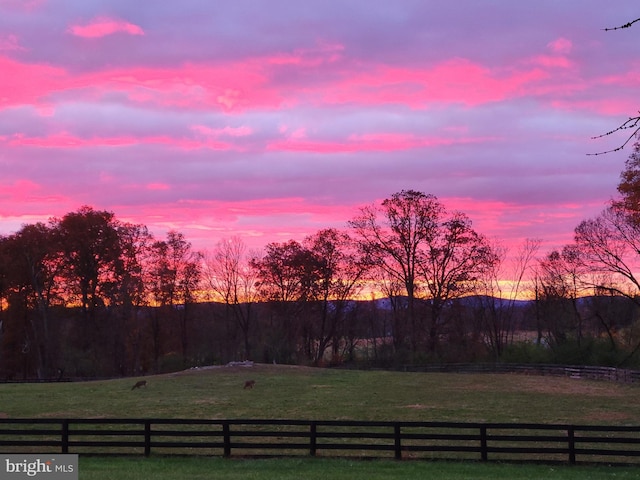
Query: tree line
[[3, 143, 640, 378]]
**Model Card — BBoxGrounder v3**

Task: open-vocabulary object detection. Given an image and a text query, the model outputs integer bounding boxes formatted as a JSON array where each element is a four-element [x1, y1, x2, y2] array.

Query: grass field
[[78, 456, 640, 480], [3, 364, 640, 478], [2, 364, 640, 424]]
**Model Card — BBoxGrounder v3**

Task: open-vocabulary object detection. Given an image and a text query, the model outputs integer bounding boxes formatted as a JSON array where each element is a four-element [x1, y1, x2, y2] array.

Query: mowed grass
[[78, 456, 640, 480], [1, 364, 639, 424]]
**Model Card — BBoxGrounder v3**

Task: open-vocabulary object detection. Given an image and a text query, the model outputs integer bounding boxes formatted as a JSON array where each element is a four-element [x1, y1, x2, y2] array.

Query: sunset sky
[[0, 1, 638, 258]]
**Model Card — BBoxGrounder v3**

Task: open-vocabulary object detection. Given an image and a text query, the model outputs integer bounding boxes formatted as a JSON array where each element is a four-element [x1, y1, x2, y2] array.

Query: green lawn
[[1, 364, 639, 424], [78, 456, 640, 480]]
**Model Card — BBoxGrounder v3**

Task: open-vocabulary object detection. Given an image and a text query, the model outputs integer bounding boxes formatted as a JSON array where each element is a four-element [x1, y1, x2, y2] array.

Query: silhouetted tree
[[350, 190, 496, 354], [302, 228, 367, 364], [148, 231, 201, 367], [109, 223, 153, 375], [476, 239, 540, 359], [537, 246, 587, 347], [53, 206, 123, 321], [204, 237, 257, 359], [419, 211, 497, 352], [573, 206, 640, 299], [349, 190, 442, 352], [251, 240, 321, 363], [0, 223, 61, 378]]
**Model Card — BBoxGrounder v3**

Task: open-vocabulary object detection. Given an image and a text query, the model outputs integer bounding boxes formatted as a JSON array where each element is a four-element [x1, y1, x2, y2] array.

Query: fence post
[[223, 422, 231, 458], [567, 427, 576, 465], [61, 419, 69, 454], [310, 422, 317, 457], [480, 425, 488, 462], [144, 420, 151, 457], [394, 423, 402, 460]]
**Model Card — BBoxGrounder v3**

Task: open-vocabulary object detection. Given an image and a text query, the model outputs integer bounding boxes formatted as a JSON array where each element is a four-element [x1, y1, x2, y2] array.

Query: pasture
[[3, 364, 640, 479], [2, 364, 640, 424]]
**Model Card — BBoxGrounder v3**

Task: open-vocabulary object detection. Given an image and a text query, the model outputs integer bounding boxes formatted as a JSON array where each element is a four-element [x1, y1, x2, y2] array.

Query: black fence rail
[[401, 363, 640, 383], [0, 418, 639, 464]]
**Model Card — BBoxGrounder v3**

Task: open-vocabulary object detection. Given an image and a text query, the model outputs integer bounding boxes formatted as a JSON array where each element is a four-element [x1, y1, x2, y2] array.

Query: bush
[[499, 336, 639, 368], [500, 341, 552, 364]]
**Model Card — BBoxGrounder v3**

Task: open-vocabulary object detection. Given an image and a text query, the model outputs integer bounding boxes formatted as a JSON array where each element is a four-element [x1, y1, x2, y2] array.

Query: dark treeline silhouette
[[5, 151, 640, 379]]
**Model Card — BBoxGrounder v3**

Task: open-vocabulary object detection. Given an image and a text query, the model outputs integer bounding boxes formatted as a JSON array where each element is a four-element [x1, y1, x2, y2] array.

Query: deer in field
[[131, 380, 147, 390], [243, 380, 256, 389]]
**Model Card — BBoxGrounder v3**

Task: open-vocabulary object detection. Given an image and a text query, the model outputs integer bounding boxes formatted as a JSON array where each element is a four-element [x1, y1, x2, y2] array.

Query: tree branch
[[588, 114, 640, 156], [603, 17, 640, 31], [588, 17, 640, 154]]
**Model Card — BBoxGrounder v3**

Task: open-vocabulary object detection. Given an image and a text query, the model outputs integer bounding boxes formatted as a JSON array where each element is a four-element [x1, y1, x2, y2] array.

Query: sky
[[0, 0, 638, 260]]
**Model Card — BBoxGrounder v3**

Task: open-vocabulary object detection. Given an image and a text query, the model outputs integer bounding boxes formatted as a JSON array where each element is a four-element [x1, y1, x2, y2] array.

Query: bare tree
[[204, 237, 257, 359], [537, 246, 588, 347], [573, 206, 640, 298], [349, 190, 442, 352], [418, 211, 498, 351], [350, 190, 496, 354], [303, 228, 367, 364], [477, 239, 540, 358]]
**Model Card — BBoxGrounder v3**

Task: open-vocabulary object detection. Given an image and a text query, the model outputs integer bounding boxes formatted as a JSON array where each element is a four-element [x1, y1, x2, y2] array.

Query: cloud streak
[[67, 17, 145, 38]]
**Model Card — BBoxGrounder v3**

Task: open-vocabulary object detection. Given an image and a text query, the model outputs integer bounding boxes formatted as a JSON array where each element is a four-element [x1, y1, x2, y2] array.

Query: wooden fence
[[0, 418, 639, 464], [401, 363, 640, 383]]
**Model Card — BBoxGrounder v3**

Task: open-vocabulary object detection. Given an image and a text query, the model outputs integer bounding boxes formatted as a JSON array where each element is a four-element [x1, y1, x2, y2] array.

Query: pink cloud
[[267, 133, 495, 153], [279, 126, 307, 139], [191, 125, 253, 137], [40, 49, 552, 115], [0, 179, 42, 202], [146, 183, 170, 191], [442, 196, 603, 254], [547, 37, 572, 55], [68, 17, 145, 38], [0, 180, 73, 219], [599, 69, 640, 89], [0, 55, 66, 108], [0, 40, 579, 118], [116, 197, 363, 252], [0, 34, 25, 51], [4, 132, 235, 150], [530, 55, 573, 69], [320, 59, 549, 107], [524, 39, 574, 70], [84, 62, 282, 112]]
